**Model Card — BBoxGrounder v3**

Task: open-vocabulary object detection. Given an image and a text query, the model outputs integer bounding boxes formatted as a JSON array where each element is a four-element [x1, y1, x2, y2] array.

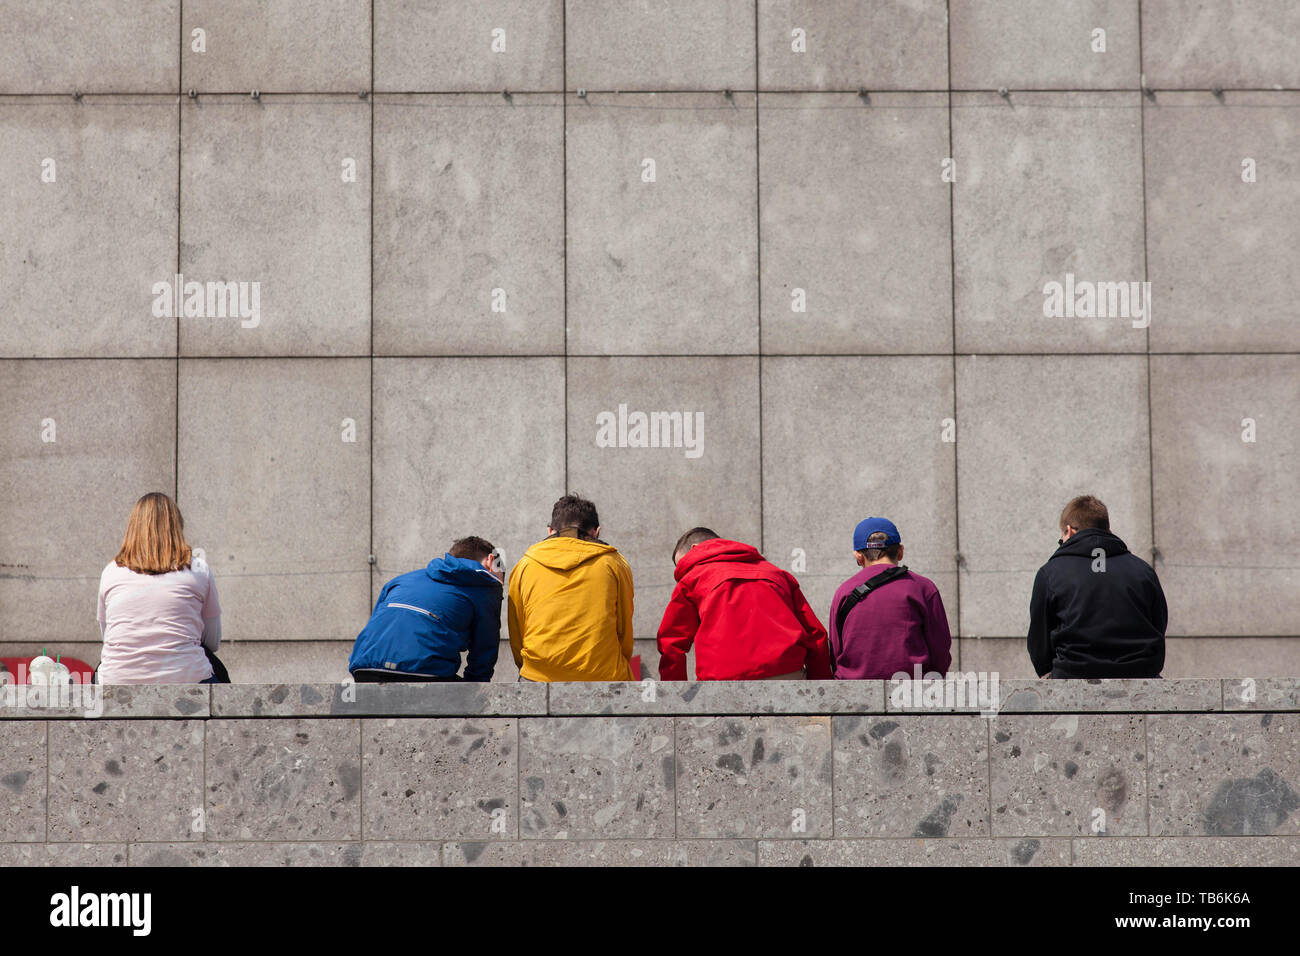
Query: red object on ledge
[[0, 656, 95, 684]]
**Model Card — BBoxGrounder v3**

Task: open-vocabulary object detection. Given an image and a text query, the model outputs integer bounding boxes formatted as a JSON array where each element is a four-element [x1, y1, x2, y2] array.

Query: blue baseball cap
[[853, 517, 901, 551]]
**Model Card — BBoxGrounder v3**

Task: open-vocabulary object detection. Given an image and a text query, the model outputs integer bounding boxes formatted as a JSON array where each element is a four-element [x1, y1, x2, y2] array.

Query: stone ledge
[[0, 843, 130, 867], [994, 678, 1223, 713], [442, 840, 755, 867], [0, 684, 208, 719], [210, 681, 548, 717], [1070, 836, 1300, 866], [759, 838, 1071, 867], [3, 679, 1299, 720], [6, 838, 1294, 867], [547, 679, 886, 715], [1223, 677, 1300, 711], [3, 711, 1296, 862]]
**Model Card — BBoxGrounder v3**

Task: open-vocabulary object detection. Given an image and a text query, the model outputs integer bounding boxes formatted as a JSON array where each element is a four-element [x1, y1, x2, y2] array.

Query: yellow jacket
[[508, 534, 635, 682]]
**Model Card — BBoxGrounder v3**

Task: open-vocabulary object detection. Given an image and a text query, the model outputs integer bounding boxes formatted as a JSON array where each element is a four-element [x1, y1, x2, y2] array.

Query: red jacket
[[657, 539, 832, 680]]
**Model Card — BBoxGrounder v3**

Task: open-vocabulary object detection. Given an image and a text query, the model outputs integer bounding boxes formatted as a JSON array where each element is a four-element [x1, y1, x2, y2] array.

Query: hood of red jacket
[[673, 538, 764, 581]]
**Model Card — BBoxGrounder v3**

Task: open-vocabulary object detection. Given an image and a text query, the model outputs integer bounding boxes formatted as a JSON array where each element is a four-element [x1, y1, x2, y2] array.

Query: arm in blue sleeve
[[463, 591, 502, 682], [371, 578, 393, 616]]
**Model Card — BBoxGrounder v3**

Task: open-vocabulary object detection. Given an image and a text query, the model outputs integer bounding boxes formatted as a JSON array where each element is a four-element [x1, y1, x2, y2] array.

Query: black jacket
[[1027, 528, 1167, 678]]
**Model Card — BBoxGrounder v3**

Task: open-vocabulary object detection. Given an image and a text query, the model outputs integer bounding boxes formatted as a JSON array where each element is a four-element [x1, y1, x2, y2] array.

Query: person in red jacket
[[657, 528, 832, 681]]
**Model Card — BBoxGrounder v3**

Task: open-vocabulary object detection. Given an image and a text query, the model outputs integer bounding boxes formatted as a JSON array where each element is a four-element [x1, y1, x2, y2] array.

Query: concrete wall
[[2, 2, 1298, 681], [2, 679, 1299, 866]]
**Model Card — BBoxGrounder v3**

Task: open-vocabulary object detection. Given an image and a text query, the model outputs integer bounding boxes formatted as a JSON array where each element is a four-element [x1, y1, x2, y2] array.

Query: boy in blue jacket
[[349, 536, 504, 682]]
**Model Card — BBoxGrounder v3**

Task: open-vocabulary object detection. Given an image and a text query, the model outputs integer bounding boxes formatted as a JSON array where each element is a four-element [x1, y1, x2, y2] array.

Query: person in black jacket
[[1028, 495, 1167, 678]]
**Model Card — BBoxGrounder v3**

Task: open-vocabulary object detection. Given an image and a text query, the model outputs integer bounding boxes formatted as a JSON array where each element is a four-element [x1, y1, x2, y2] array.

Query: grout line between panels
[[946, 0, 963, 651], [562, 0, 570, 492], [369, 0, 376, 598], [1139, 0, 1159, 568], [8, 351, 1299, 361], [754, 0, 764, 553], [174, 2, 183, 503]]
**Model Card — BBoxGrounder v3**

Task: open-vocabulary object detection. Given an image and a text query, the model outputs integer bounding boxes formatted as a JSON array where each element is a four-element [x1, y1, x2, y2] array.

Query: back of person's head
[[672, 527, 719, 565], [1060, 495, 1109, 534], [116, 492, 192, 575], [855, 532, 902, 564], [549, 494, 600, 539], [449, 536, 495, 561]]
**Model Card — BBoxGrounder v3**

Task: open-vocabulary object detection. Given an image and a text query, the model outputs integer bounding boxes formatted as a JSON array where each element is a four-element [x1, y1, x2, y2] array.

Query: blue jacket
[[348, 555, 503, 680]]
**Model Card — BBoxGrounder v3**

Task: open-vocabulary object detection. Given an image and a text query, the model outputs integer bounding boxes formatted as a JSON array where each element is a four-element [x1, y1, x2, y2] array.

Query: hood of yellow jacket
[[522, 534, 621, 572]]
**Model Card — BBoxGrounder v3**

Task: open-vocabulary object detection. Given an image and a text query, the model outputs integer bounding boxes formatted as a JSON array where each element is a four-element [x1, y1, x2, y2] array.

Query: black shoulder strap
[[834, 565, 910, 643]]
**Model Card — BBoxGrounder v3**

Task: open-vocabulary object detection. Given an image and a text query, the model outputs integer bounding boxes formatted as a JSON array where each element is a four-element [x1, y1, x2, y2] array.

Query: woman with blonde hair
[[96, 492, 224, 684]]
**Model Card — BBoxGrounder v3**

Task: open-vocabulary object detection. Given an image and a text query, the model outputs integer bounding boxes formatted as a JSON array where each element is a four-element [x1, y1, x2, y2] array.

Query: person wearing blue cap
[[827, 517, 952, 679]]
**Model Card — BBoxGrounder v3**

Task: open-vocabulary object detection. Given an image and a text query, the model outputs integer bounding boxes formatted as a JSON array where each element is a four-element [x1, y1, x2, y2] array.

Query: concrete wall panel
[[372, 357, 565, 621], [206, 717, 361, 840], [675, 715, 832, 838], [182, 0, 370, 93], [956, 355, 1151, 639], [0, 722, 45, 841], [759, 93, 951, 354], [757, 0, 948, 91], [47, 720, 203, 842], [0, 360, 176, 645], [0, 100, 177, 358], [990, 715, 1147, 836], [362, 717, 516, 840], [1150, 355, 1300, 636], [566, 356, 761, 641], [566, 1, 754, 92], [1142, 0, 1300, 89], [373, 96, 564, 355], [952, 92, 1145, 354], [0, 1, 178, 94], [950, 0, 1140, 90], [519, 716, 675, 838], [1145, 92, 1300, 352], [762, 356, 958, 635], [566, 93, 757, 356], [180, 97, 370, 356], [832, 714, 988, 837], [1148, 713, 1300, 836], [177, 358, 370, 641], [375, 0, 563, 93]]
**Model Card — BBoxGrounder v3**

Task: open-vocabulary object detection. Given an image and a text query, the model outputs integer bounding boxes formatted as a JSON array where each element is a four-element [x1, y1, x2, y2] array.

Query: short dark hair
[[1060, 495, 1109, 533], [672, 527, 719, 564], [856, 531, 901, 564], [449, 536, 495, 561], [550, 494, 600, 537]]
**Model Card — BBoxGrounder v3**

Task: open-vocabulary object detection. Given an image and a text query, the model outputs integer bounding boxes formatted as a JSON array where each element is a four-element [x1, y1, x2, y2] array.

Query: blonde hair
[[115, 492, 192, 575]]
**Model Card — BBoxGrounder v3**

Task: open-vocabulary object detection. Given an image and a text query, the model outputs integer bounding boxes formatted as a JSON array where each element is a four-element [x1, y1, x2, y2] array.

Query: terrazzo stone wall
[[2, 679, 1299, 866], [2, 2, 1298, 681]]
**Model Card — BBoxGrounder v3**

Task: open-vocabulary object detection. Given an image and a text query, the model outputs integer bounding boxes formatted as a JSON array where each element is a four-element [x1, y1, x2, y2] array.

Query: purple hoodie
[[828, 563, 952, 680]]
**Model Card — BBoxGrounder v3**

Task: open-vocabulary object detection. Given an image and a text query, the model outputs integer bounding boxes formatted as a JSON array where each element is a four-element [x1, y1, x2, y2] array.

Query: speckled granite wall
[[2, 2, 1299, 683], [2, 679, 1298, 866]]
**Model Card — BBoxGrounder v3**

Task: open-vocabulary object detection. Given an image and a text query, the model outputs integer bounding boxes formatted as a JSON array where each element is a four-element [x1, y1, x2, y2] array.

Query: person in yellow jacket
[[508, 495, 635, 682]]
